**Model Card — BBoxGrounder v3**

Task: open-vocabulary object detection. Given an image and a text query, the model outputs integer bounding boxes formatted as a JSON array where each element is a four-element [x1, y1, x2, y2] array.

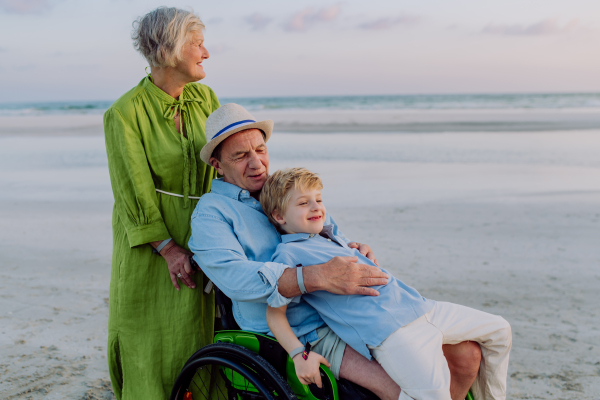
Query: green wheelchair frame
[[214, 330, 339, 399], [170, 286, 475, 400]]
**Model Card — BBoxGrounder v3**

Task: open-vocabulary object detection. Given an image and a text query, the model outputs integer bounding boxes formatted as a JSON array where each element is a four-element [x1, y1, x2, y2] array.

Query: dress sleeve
[[208, 86, 221, 111], [104, 107, 170, 247]]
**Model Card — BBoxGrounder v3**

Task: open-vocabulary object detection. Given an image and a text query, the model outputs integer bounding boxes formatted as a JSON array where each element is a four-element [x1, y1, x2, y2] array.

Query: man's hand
[[348, 242, 379, 266], [306, 256, 388, 296], [159, 242, 196, 291]]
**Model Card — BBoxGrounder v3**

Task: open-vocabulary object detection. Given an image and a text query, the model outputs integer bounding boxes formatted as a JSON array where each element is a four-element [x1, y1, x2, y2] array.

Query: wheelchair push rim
[[171, 342, 297, 400]]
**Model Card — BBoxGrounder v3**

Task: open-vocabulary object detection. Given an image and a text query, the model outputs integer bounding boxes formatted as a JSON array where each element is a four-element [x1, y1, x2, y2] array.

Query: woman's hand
[[293, 352, 330, 388], [160, 241, 196, 290], [348, 242, 379, 266]]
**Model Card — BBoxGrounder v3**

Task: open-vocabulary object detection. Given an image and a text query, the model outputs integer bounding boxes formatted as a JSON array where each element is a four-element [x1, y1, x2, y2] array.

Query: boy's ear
[[272, 209, 285, 225]]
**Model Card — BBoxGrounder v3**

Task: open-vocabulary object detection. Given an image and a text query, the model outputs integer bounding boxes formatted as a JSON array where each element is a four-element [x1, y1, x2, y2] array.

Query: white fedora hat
[[200, 103, 274, 165]]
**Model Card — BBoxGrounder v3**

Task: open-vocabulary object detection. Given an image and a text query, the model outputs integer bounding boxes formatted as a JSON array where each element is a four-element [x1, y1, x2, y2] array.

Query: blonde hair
[[260, 168, 323, 231], [132, 7, 205, 68]]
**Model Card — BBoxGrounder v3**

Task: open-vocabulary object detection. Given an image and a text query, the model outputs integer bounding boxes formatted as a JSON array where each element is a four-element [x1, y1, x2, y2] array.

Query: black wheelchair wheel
[[171, 343, 297, 400]]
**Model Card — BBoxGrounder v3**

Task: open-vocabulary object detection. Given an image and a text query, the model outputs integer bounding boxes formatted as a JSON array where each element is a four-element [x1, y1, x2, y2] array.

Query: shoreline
[[3, 108, 600, 136]]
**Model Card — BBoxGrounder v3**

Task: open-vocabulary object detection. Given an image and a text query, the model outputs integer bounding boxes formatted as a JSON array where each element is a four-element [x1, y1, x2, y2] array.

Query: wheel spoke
[[195, 366, 211, 398], [191, 372, 202, 392], [172, 343, 296, 400]]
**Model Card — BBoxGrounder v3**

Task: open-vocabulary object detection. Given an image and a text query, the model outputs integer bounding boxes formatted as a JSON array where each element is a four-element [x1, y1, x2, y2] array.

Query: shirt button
[[242, 190, 247, 194], [327, 239, 331, 241], [253, 201, 257, 204], [309, 234, 314, 238]]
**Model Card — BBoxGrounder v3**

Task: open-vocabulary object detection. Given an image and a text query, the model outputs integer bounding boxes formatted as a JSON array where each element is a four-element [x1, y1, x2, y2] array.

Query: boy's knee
[[444, 341, 481, 379], [460, 342, 482, 379]]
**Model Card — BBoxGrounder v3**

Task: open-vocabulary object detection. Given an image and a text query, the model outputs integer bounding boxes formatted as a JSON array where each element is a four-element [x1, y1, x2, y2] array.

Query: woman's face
[[176, 31, 209, 82]]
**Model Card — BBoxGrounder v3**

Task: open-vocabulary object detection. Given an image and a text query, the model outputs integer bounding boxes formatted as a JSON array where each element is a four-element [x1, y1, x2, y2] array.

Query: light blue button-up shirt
[[188, 179, 349, 344], [271, 225, 435, 360]]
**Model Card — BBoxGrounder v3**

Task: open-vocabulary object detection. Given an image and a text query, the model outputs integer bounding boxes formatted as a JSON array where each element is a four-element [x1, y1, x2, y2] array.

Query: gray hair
[[132, 7, 205, 68]]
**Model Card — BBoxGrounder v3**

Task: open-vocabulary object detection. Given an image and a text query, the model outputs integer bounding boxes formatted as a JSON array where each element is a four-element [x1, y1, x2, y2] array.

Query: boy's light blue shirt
[[188, 178, 349, 344], [272, 225, 435, 360]]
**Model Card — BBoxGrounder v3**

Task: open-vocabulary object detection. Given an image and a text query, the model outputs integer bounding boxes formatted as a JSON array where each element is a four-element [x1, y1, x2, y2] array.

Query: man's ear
[[272, 209, 285, 225], [209, 157, 223, 175]]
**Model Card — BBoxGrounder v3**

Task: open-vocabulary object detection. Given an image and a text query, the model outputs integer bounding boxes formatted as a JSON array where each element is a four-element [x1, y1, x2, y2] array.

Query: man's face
[[210, 129, 269, 194], [274, 187, 326, 235]]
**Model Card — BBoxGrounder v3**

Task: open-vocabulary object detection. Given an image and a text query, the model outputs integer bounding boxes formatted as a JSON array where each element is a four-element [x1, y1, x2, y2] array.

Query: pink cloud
[[284, 5, 341, 32], [0, 0, 51, 14], [482, 18, 580, 35], [359, 15, 420, 30], [317, 5, 340, 22]]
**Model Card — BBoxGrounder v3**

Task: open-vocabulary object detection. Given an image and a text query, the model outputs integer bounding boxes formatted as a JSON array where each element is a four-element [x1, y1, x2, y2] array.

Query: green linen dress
[[104, 76, 220, 399]]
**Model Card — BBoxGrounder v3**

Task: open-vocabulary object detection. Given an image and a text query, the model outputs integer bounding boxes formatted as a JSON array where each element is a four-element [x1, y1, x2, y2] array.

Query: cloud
[[0, 0, 51, 14], [0, 47, 8, 52], [359, 15, 420, 30], [482, 18, 579, 36], [284, 5, 341, 32], [244, 13, 272, 31]]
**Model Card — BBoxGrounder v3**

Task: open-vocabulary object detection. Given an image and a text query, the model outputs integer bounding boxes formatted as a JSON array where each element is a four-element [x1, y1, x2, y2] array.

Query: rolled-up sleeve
[[267, 250, 301, 307], [189, 212, 291, 303]]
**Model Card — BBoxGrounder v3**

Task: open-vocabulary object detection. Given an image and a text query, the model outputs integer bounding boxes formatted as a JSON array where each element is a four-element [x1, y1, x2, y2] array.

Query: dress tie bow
[[164, 96, 203, 209]]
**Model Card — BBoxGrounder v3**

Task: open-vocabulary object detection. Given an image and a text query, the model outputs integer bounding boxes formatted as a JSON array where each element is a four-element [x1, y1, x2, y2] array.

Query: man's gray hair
[[132, 7, 205, 68]]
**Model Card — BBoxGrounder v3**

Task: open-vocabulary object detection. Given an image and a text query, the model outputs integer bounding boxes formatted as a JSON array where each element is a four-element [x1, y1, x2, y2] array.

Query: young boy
[[261, 168, 512, 400]]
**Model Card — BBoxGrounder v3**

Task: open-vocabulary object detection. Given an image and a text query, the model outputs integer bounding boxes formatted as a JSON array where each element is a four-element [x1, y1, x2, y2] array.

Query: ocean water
[[1, 93, 600, 116]]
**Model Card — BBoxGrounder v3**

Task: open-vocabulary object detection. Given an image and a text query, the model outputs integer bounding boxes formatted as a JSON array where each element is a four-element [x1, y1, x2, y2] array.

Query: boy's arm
[[266, 305, 330, 388], [266, 305, 303, 353]]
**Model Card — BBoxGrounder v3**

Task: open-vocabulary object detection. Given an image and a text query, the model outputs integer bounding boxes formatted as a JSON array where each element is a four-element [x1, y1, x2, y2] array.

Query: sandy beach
[[1, 111, 599, 399]]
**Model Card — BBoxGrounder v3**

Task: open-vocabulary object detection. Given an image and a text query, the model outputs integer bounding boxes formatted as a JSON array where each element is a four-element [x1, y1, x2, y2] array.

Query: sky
[[0, 0, 600, 102]]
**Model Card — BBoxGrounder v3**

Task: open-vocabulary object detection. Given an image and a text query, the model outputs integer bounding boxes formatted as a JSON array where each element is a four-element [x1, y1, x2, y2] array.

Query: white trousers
[[368, 302, 512, 400]]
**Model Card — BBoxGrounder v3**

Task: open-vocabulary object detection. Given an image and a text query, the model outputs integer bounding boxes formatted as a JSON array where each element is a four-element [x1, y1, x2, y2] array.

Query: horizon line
[[1, 90, 600, 106]]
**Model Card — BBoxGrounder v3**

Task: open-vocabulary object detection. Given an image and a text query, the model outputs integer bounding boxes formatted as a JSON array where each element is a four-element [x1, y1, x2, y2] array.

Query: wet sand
[[0, 114, 599, 399]]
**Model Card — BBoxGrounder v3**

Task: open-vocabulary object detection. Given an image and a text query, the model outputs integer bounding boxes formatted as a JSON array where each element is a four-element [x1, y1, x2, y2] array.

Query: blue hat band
[[212, 119, 257, 140]]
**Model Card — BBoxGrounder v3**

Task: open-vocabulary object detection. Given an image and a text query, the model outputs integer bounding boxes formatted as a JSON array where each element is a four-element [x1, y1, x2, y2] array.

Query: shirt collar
[[280, 225, 336, 244], [211, 178, 253, 201], [281, 232, 311, 244]]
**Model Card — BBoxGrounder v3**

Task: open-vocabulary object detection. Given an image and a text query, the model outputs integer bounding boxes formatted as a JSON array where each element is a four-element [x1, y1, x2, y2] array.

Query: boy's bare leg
[[339, 341, 481, 400], [338, 345, 400, 400], [443, 342, 482, 400]]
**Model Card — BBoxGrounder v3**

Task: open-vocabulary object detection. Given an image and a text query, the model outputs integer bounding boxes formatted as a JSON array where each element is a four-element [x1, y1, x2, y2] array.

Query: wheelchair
[[171, 286, 475, 400]]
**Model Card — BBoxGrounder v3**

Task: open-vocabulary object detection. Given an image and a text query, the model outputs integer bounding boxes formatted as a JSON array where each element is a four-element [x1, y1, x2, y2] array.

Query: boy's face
[[274, 187, 326, 235]]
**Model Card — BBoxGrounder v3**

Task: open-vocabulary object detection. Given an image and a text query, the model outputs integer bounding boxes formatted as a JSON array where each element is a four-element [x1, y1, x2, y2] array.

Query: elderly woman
[[103, 7, 219, 399]]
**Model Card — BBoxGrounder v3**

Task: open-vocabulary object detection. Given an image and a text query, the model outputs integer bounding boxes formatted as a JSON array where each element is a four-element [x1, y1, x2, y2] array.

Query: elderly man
[[189, 103, 481, 400]]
